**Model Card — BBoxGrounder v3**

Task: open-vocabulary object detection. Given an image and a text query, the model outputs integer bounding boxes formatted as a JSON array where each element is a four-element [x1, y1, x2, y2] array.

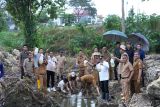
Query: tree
[[103, 15, 121, 31], [5, 0, 65, 47], [0, 0, 7, 32], [125, 8, 136, 34], [38, 9, 50, 23], [0, 10, 7, 32], [69, 0, 97, 23]]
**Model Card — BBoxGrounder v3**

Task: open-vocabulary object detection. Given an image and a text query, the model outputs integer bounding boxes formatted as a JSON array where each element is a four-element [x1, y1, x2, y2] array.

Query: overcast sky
[[92, 0, 160, 17]]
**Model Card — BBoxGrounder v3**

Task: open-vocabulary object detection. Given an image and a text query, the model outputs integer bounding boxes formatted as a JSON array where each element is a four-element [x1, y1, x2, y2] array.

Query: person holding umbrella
[[126, 42, 134, 64], [114, 42, 121, 80], [115, 44, 126, 80], [136, 44, 145, 61]]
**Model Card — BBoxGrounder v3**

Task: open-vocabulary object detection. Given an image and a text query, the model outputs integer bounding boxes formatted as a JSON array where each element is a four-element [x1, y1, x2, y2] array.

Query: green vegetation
[[0, 2, 160, 54], [5, 0, 65, 47], [36, 25, 111, 55], [0, 25, 111, 55], [0, 31, 24, 51], [0, 10, 160, 54]]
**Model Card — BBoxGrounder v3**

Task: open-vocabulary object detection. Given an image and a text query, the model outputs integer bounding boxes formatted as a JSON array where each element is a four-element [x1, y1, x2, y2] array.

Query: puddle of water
[[61, 92, 96, 107]]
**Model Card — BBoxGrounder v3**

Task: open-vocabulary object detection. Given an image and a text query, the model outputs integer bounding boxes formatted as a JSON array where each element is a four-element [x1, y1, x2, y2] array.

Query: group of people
[[113, 42, 145, 103], [20, 46, 67, 93], [19, 41, 145, 104]]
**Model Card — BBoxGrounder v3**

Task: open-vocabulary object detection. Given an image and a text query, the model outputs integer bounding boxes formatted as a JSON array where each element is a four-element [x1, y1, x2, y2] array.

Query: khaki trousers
[[130, 80, 141, 95], [121, 79, 130, 102], [35, 64, 47, 93]]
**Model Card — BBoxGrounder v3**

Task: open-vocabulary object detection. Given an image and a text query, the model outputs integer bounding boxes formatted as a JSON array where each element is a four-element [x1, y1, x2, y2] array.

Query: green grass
[[0, 31, 25, 51]]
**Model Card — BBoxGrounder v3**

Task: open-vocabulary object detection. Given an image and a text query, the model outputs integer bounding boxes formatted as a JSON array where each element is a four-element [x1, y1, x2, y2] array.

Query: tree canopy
[[69, 0, 97, 22], [103, 15, 121, 31], [5, 0, 65, 47]]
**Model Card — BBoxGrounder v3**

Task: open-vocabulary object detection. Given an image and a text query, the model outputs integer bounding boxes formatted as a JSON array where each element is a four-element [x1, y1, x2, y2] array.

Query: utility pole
[[121, 0, 125, 33]]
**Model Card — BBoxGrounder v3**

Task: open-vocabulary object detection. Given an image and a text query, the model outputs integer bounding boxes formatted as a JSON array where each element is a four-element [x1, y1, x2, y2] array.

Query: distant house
[[94, 15, 104, 25], [5, 12, 17, 31], [73, 9, 104, 25]]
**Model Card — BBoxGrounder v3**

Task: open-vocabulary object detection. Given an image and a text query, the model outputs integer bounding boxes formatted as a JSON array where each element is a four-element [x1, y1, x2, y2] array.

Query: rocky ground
[[0, 49, 160, 107], [0, 49, 63, 107]]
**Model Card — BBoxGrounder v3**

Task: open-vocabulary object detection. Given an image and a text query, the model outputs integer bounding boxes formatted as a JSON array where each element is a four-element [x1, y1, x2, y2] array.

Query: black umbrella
[[128, 33, 150, 52], [103, 30, 128, 41]]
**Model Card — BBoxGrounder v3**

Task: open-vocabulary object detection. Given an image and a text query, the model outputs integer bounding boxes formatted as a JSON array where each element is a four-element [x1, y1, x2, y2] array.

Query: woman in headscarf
[[76, 50, 87, 77], [90, 48, 101, 82], [34, 48, 48, 92], [76, 50, 87, 66], [130, 51, 143, 95], [113, 53, 134, 104], [91, 48, 101, 65]]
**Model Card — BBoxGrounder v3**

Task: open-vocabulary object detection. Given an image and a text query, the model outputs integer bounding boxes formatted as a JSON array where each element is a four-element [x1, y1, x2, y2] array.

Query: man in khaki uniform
[[131, 51, 143, 95], [114, 53, 134, 103], [23, 52, 34, 77], [77, 74, 100, 96], [57, 51, 66, 81]]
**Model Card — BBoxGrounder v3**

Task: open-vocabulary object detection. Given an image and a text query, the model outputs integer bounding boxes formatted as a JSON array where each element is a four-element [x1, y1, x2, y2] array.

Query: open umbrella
[[128, 33, 150, 52], [103, 30, 128, 41]]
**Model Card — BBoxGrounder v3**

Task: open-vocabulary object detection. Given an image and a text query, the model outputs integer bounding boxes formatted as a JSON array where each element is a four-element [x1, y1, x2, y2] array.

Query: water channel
[[60, 92, 97, 107]]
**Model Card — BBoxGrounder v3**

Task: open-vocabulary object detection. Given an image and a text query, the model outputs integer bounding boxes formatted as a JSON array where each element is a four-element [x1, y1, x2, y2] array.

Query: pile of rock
[[0, 49, 20, 74], [128, 55, 160, 107], [129, 93, 152, 107], [144, 54, 160, 86], [0, 77, 60, 107], [147, 77, 160, 107]]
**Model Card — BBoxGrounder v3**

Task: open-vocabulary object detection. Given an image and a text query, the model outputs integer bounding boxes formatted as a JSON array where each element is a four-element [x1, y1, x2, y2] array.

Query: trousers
[[121, 79, 130, 102], [47, 70, 55, 88], [130, 80, 141, 96], [100, 80, 109, 100]]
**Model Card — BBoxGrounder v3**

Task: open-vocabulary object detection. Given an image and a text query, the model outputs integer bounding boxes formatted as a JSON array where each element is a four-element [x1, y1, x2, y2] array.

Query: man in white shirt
[[46, 52, 57, 92], [96, 55, 110, 101]]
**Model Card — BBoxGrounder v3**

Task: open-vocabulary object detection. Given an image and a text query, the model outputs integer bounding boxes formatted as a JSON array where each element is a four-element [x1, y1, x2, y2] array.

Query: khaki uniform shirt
[[57, 55, 66, 69], [121, 62, 133, 78], [132, 59, 143, 80], [23, 58, 33, 73], [80, 74, 96, 87]]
